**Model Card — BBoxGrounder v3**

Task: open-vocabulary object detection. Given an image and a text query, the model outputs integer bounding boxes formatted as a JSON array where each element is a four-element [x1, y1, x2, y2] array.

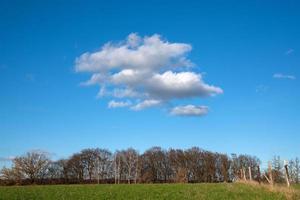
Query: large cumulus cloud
[[75, 33, 223, 117]]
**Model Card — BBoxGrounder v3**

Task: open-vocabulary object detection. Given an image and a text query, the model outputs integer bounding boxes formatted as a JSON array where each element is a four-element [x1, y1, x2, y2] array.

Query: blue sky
[[0, 0, 299, 167]]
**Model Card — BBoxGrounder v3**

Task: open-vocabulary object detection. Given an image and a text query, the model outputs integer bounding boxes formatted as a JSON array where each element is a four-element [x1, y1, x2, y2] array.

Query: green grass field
[[0, 183, 299, 200]]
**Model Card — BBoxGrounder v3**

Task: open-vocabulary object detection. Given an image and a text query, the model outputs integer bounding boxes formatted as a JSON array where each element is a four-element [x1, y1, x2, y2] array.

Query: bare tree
[[295, 158, 300, 184], [168, 149, 188, 183], [288, 158, 300, 184], [0, 166, 23, 185], [13, 151, 50, 183], [0, 146, 271, 186], [67, 153, 85, 182], [217, 154, 230, 182], [94, 149, 112, 182], [0, 167, 15, 180], [81, 149, 98, 181], [47, 159, 69, 183], [272, 156, 284, 183], [119, 148, 139, 184]]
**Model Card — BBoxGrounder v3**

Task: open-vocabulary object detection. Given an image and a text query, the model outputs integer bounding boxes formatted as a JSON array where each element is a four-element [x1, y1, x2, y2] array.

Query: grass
[[293, 184, 300, 190], [0, 183, 299, 200]]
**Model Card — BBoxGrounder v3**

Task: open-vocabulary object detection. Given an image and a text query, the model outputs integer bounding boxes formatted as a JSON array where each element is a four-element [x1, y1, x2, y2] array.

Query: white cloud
[[75, 33, 223, 116], [81, 73, 107, 86], [75, 33, 192, 73], [112, 88, 142, 98], [170, 105, 209, 116], [111, 69, 146, 86], [147, 71, 222, 99], [131, 99, 161, 111], [127, 33, 142, 48], [97, 86, 107, 98], [273, 73, 296, 80], [108, 100, 131, 108]]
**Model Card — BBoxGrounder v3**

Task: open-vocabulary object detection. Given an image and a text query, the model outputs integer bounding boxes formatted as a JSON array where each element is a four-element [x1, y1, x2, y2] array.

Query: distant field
[[0, 183, 299, 200]]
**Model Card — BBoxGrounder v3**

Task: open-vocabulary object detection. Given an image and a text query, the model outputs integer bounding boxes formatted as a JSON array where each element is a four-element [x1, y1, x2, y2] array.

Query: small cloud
[[7, 156, 15, 160], [113, 88, 141, 98], [127, 33, 142, 48], [27, 149, 54, 157], [108, 100, 131, 108], [131, 99, 162, 111], [0, 156, 15, 162], [256, 85, 269, 93], [170, 105, 208, 117], [97, 86, 107, 98], [285, 49, 294, 55], [273, 73, 296, 80]]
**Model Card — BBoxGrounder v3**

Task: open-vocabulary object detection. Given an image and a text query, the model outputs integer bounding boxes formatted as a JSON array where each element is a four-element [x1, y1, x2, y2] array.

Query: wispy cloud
[[285, 49, 294, 55], [256, 84, 269, 93], [75, 33, 223, 116], [170, 105, 208, 117], [0, 156, 15, 162], [273, 73, 296, 80], [131, 99, 162, 111], [108, 100, 132, 108]]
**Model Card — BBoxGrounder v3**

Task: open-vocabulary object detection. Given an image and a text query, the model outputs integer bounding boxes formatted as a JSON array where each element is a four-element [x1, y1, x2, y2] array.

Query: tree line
[[0, 147, 299, 185]]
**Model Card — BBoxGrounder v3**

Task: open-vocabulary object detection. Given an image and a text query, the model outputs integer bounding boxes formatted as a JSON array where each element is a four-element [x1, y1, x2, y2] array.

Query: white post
[[268, 161, 273, 186], [243, 168, 246, 181], [114, 154, 117, 184], [284, 160, 290, 187], [97, 157, 100, 184], [248, 167, 252, 181]]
